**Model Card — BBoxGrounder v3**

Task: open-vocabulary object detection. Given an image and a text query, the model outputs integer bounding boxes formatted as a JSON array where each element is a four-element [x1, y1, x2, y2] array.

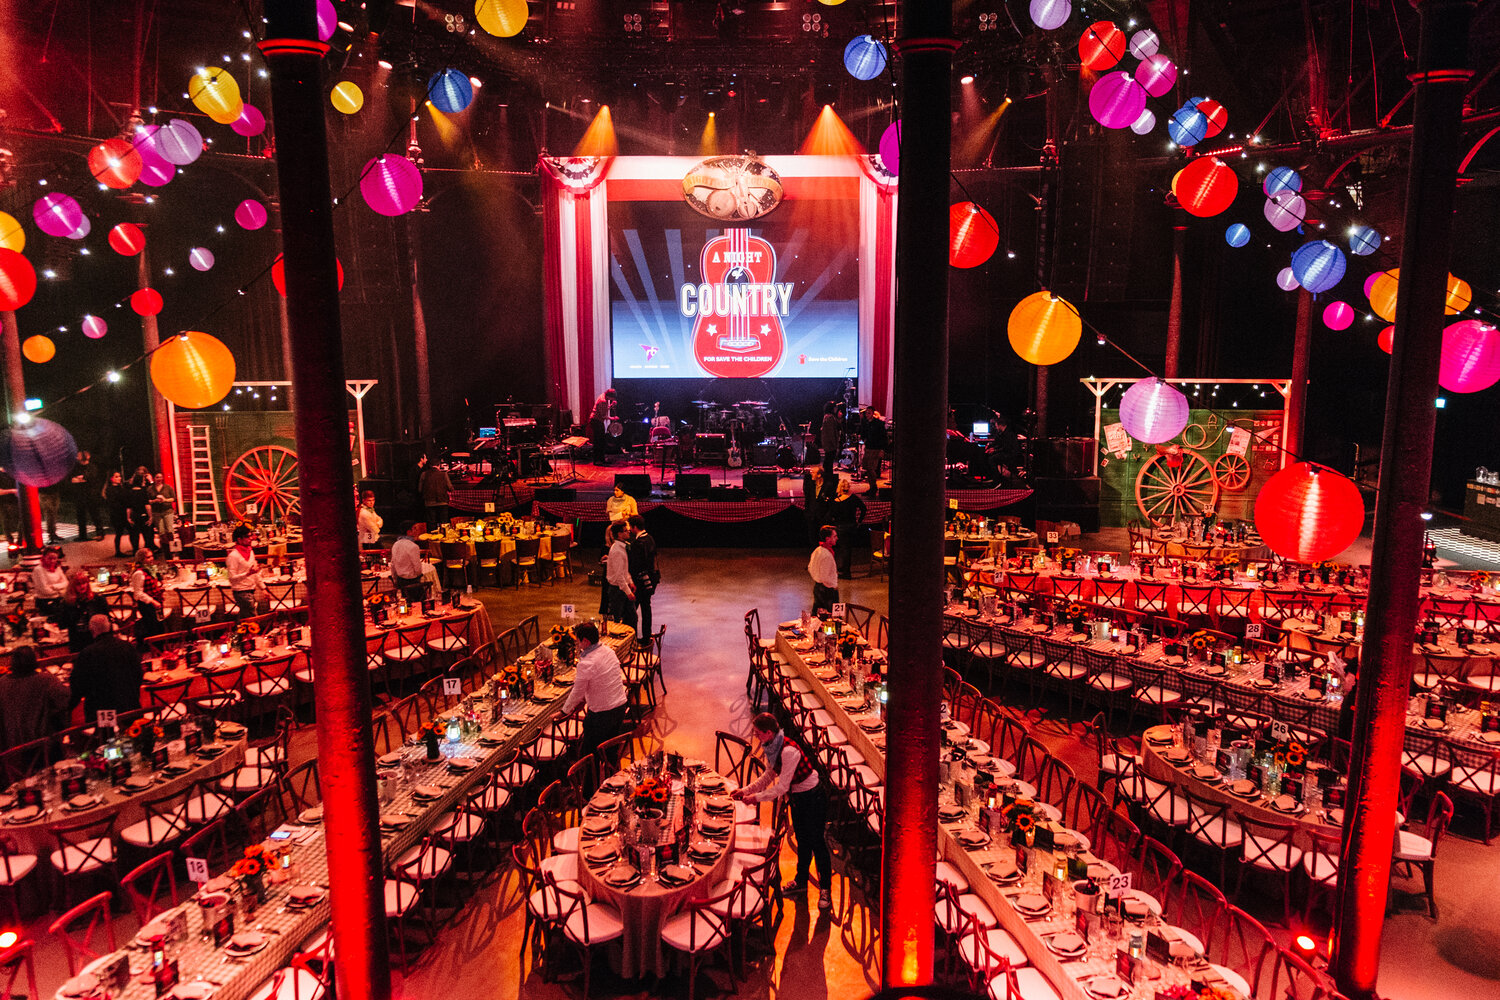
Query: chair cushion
[[988, 966, 1062, 1000], [1303, 851, 1339, 884], [119, 814, 188, 848], [527, 880, 578, 920], [736, 826, 775, 854], [1044, 663, 1089, 681], [958, 926, 1029, 972], [1135, 686, 1182, 706], [245, 678, 291, 698], [248, 968, 326, 1000], [788, 679, 813, 693], [934, 893, 997, 933], [246, 746, 285, 769], [384, 648, 425, 662], [661, 909, 728, 952], [1189, 815, 1243, 850], [1088, 672, 1133, 692], [563, 902, 625, 945], [220, 768, 278, 794], [49, 838, 114, 874], [1244, 835, 1303, 871], [0, 853, 38, 885], [973, 642, 1005, 660], [427, 636, 469, 652], [184, 792, 233, 824], [529, 736, 570, 761], [477, 785, 512, 813], [541, 853, 579, 882], [1008, 652, 1045, 669], [706, 879, 768, 919], [1394, 830, 1434, 862], [293, 668, 316, 685], [1403, 753, 1452, 778], [384, 879, 419, 918], [496, 763, 537, 788], [1148, 792, 1188, 827], [394, 845, 453, 880], [1452, 765, 1500, 796], [432, 811, 485, 842], [552, 827, 581, 854], [935, 860, 970, 892]]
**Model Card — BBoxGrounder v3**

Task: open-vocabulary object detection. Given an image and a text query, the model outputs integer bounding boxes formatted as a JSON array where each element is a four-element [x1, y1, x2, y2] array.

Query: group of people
[[0, 452, 178, 555], [818, 401, 886, 488], [600, 491, 660, 640], [0, 608, 144, 751]]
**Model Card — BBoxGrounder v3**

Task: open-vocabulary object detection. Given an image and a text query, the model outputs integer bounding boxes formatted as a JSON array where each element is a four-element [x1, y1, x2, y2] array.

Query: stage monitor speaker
[[614, 473, 652, 499], [743, 471, 778, 498], [1033, 437, 1098, 478], [676, 473, 712, 499], [709, 486, 747, 502], [750, 443, 779, 467], [534, 487, 576, 502], [695, 433, 727, 458]]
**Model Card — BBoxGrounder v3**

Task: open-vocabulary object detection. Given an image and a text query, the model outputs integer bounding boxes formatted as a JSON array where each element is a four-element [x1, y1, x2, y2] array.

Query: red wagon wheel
[[1213, 452, 1251, 491], [1135, 450, 1219, 526], [224, 445, 300, 523]]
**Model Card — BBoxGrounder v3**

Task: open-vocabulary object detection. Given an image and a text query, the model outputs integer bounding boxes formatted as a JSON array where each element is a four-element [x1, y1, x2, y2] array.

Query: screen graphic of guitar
[[685, 229, 790, 379]]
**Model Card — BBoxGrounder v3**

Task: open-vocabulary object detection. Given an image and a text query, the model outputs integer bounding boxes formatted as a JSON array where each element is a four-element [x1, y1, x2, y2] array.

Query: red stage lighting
[[0, 930, 18, 949], [1292, 933, 1319, 964]]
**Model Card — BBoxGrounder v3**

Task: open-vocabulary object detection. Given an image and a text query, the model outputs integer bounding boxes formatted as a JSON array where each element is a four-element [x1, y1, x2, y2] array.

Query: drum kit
[[691, 399, 772, 442]]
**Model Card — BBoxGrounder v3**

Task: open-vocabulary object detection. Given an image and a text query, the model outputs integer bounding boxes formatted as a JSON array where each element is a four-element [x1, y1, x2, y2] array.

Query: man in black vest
[[731, 712, 833, 912]]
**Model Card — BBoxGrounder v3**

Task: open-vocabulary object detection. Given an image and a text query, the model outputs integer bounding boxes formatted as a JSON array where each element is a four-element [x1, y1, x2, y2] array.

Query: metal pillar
[[0, 312, 43, 552], [1331, 3, 1474, 997], [259, 4, 392, 1000], [138, 249, 175, 486], [1284, 290, 1313, 460], [880, 3, 954, 989], [1164, 218, 1186, 379]]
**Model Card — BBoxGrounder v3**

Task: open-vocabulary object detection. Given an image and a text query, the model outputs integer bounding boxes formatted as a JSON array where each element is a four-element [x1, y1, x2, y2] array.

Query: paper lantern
[[1225, 223, 1251, 248], [843, 35, 887, 81], [22, 335, 55, 363], [1263, 190, 1306, 232], [1255, 462, 1365, 564], [67, 216, 91, 241], [270, 254, 345, 295], [33, 193, 83, 238], [948, 203, 998, 268], [1135, 55, 1177, 98], [818, 0, 847, 5], [316, 0, 336, 41], [1197, 99, 1227, 139], [1263, 166, 1302, 196], [131, 288, 164, 316], [1089, 72, 1147, 130], [189, 247, 215, 271], [82, 315, 107, 339], [1008, 291, 1082, 366], [108, 223, 146, 256], [331, 81, 365, 114], [1368, 268, 1398, 321], [152, 119, 203, 166], [1079, 22, 1126, 71], [475, 0, 528, 38], [1290, 240, 1346, 294], [1276, 266, 1300, 291], [1130, 109, 1156, 135], [428, 69, 473, 114], [1377, 325, 1393, 354], [1439, 320, 1500, 393], [1128, 29, 1160, 58], [0, 250, 37, 311], [150, 331, 236, 409], [1323, 301, 1354, 331], [1119, 378, 1189, 444], [0, 418, 78, 488], [189, 67, 243, 125], [359, 154, 423, 217], [232, 104, 266, 137], [1173, 157, 1238, 217], [1348, 225, 1380, 256], [0, 212, 24, 253], [235, 199, 268, 230], [136, 136, 176, 187], [87, 138, 142, 189], [1167, 104, 1208, 146], [1029, 0, 1071, 31], [878, 120, 901, 175], [1445, 274, 1472, 314]]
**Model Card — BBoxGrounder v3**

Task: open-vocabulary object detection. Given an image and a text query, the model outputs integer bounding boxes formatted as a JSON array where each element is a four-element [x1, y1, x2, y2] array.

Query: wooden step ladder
[[188, 425, 219, 523]]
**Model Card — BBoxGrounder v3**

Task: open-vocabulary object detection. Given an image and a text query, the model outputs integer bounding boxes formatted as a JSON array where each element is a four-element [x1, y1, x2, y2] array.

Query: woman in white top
[[31, 547, 69, 618], [357, 491, 384, 547]]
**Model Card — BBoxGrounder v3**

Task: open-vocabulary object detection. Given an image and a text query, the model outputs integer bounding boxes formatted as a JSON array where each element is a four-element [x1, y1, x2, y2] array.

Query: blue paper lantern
[[843, 35, 888, 80], [1167, 104, 1208, 146], [1291, 240, 1347, 294], [1348, 225, 1381, 256], [0, 418, 78, 488], [1263, 166, 1302, 197], [1225, 223, 1251, 248], [428, 69, 473, 113]]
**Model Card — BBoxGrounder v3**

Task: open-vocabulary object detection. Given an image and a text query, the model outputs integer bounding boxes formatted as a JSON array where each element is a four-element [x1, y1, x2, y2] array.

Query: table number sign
[[1245, 622, 1263, 639], [1281, 772, 1304, 801], [561, 604, 576, 619], [1325, 785, 1347, 809], [95, 709, 118, 731], [1307, 672, 1328, 696], [1270, 720, 1291, 742], [1264, 660, 1282, 683], [442, 677, 463, 697], [186, 856, 211, 883], [184, 729, 204, 754], [949, 499, 959, 510], [1107, 872, 1133, 895], [1046, 531, 1060, 544], [484, 502, 496, 513], [832, 602, 847, 619], [1033, 825, 1055, 853]]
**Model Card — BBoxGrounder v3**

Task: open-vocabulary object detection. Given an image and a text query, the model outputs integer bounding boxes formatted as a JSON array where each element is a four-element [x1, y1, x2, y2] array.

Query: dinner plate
[[125, 775, 156, 791], [1084, 976, 1128, 999], [1252, 678, 1278, 689], [226, 930, 269, 954], [1229, 779, 1259, 797], [584, 845, 618, 866], [57, 972, 102, 998], [1480, 731, 1500, 744], [447, 759, 478, 773], [0, 794, 13, 810], [1422, 718, 1447, 731], [1011, 893, 1049, 916], [1270, 794, 1303, 814], [411, 785, 445, 800], [299, 806, 324, 824], [379, 814, 411, 829], [659, 864, 695, 886], [987, 865, 1021, 884], [3, 805, 41, 823], [699, 819, 731, 837], [288, 885, 326, 906], [602, 864, 641, 888], [1191, 764, 1221, 782], [857, 719, 885, 732], [956, 831, 990, 850], [1046, 931, 1087, 958], [937, 805, 967, 823], [168, 982, 215, 999], [582, 817, 614, 836], [1163, 749, 1191, 765]]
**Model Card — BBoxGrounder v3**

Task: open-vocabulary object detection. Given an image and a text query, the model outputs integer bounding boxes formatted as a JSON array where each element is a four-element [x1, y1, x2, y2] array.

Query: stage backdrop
[[541, 155, 897, 423]]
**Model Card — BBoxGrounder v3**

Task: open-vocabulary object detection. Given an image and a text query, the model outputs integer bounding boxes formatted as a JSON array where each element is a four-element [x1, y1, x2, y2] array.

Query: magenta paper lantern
[[232, 104, 266, 137], [189, 247, 215, 271], [82, 315, 107, 339], [33, 193, 83, 238], [1135, 54, 1177, 98], [137, 155, 175, 187], [235, 199, 268, 230], [1089, 72, 1147, 130], [1276, 266, 1300, 292], [1323, 301, 1354, 331], [0, 418, 78, 488], [879, 120, 901, 176], [317, 0, 337, 41], [1439, 320, 1500, 393], [1130, 109, 1156, 135], [360, 155, 423, 216], [1029, 0, 1072, 31], [1263, 190, 1306, 232], [1255, 462, 1365, 564], [1119, 378, 1189, 444], [152, 119, 203, 166]]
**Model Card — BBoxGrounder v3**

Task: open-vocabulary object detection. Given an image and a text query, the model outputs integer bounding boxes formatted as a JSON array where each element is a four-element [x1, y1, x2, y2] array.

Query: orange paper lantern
[[150, 331, 236, 409], [1254, 462, 1365, 564], [1007, 291, 1082, 366], [189, 67, 244, 125], [87, 138, 143, 190], [1368, 268, 1472, 322], [22, 335, 56, 363]]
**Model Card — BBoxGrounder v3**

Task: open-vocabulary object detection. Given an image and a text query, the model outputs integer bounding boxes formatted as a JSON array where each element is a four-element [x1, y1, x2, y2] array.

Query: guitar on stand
[[727, 420, 744, 469]]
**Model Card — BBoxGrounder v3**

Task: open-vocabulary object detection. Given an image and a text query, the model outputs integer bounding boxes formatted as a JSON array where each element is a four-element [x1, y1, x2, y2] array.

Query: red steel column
[[1, 311, 44, 552], [881, 2, 955, 988], [1330, 2, 1474, 997], [137, 247, 176, 486], [259, 3, 391, 999], [1163, 218, 1186, 379]]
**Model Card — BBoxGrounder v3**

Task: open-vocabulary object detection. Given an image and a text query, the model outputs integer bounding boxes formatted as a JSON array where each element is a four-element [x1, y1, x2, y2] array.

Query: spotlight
[[1421, 511, 1434, 521], [960, 74, 975, 85], [1096, 334, 1107, 345], [1292, 935, 1319, 965], [106, 370, 121, 383], [0, 930, 15, 949]]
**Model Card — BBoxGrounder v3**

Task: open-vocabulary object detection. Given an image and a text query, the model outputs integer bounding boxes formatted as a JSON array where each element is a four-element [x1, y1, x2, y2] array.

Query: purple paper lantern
[[235, 199, 268, 230], [189, 247, 215, 271], [67, 216, 91, 240], [0, 418, 79, 488], [359, 154, 424, 216], [82, 315, 107, 339], [879, 120, 901, 176], [1439, 320, 1500, 393], [1323, 301, 1354, 331], [1089, 72, 1147, 130], [317, 0, 337, 42], [1119, 378, 1190, 445], [1130, 109, 1156, 135], [1135, 55, 1177, 98], [232, 104, 266, 137], [153, 119, 203, 166], [1128, 29, 1160, 59], [1029, 0, 1072, 31], [33, 193, 83, 238], [1263, 190, 1306, 232], [1277, 267, 1300, 291]]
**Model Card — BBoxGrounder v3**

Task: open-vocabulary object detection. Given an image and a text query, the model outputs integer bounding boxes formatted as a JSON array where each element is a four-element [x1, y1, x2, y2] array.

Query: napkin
[[1013, 893, 1049, 914], [379, 814, 411, 829], [228, 930, 268, 951], [168, 982, 215, 999], [289, 885, 326, 905], [1422, 718, 1446, 731], [3, 805, 41, 823], [1192, 764, 1219, 781], [1272, 794, 1300, 812], [1048, 931, 1086, 954], [582, 817, 614, 836], [938, 805, 967, 822], [411, 784, 444, 799], [377, 752, 404, 767], [660, 864, 694, 884], [58, 973, 101, 998], [584, 844, 617, 865], [1163, 748, 1191, 764], [604, 864, 640, 886], [67, 794, 96, 810], [1085, 977, 1127, 999], [957, 830, 990, 849], [1230, 779, 1258, 796], [1480, 731, 1500, 745]]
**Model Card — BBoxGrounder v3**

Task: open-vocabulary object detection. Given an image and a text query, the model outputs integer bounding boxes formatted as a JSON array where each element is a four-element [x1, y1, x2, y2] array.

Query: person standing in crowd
[[70, 615, 143, 720], [131, 548, 166, 640], [68, 450, 105, 541], [148, 473, 177, 551], [560, 621, 628, 762], [105, 470, 132, 556], [31, 546, 68, 619], [627, 514, 659, 641], [0, 470, 18, 547], [127, 467, 152, 554], [808, 525, 839, 614], [0, 647, 71, 750], [860, 408, 887, 487], [589, 387, 618, 466], [417, 458, 453, 529], [827, 477, 867, 579], [390, 520, 428, 602], [732, 712, 834, 911], [38, 478, 62, 545], [819, 402, 841, 481], [226, 525, 264, 618], [60, 570, 109, 652], [356, 490, 383, 547], [604, 520, 637, 631], [605, 483, 639, 524]]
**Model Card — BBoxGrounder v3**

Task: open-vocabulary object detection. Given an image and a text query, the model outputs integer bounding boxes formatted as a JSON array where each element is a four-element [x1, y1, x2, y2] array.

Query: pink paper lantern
[[1322, 301, 1354, 331], [317, 0, 337, 41], [1276, 267, 1300, 291], [82, 315, 107, 339], [152, 119, 203, 166], [136, 127, 176, 186], [235, 199, 268, 230], [1134, 55, 1177, 98], [1130, 109, 1156, 135], [1255, 462, 1365, 564], [1439, 320, 1500, 393], [189, 247, 215, 271], [1118, 378, 1190, 444], [67, 216, 91, 240], [1263, 190, 1305, 232], [1089, 72, 1147, 130], [879, 120, 901, 176], [33, 193, 84, 238], [232, 104, 266, 137], [359, 154, 423, 217]]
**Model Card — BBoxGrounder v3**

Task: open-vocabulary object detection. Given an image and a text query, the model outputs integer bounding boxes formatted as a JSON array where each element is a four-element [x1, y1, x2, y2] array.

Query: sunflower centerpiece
[[630, 775, 672, 845], [547, 625, 578, 671]]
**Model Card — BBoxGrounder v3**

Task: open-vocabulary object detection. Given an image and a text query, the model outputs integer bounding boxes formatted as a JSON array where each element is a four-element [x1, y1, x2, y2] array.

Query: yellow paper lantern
[[150, 331, 236, 409], [1368, 268, 1472, 322], [189, 67, 244, 125], [331, 81, 364, 115], [0, 212, 23, 253], [22, 335, 56, 364], [475, 0, 528, 38], [1008, 291, 1083, 366]]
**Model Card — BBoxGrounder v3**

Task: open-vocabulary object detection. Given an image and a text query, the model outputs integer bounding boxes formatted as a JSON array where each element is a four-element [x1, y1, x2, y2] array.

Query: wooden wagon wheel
[[1213, 452, 1251, 491], [1135, 450, 1219, 526], [224, 445, 300, 523]]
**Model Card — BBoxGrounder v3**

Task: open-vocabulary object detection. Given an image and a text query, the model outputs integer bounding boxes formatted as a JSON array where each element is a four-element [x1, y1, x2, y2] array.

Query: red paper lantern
[[1196, 99, 1228, 139], [108, 223, 146, 256], [270, 254, 346, 296], [0, 249, 37, 311], [948, 202, 998, 268], [1254, 462, 1365, 564], [1377, 325, 1394, 354], [131, 288, 164, 316], [87, 138, 143, 190], [1079, 22, 1126, 72], [1172, 157, 1238, 218]]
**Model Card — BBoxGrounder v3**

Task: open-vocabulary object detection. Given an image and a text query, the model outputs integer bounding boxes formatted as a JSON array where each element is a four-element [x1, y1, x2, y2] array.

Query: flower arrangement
[[1271, 738, 1307, 772], [2, 610, 24, 638], [1219, 552, 1241, 568], [498, 666, 520, 690], [1064, 602, 1088, 626], [420, 716, 451, 740], [1197, 986, 1240, 1000], [1472, 571, 1491, 589], [1188, 630, 1214, 656], [367, 592, 391, 608], [127, 719, 165, 747], [950, 510, 971, 528], [838, 636, 858, 660], [230, 843, 286, 887], [547, 625, 578, 668], [632, 776, 671, 814], [231, 618, 261, 652]]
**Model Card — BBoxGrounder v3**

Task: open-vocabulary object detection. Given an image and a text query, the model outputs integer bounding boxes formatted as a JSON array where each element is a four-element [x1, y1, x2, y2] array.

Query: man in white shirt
[[389, 521, 428, 602], [356, 491, 383, 547], [731, 712, 832, 910], [604, 521, 637, 631], [808, 524, 839, 614], [560, 621, 628, 761], [226, 525, 263, 618]]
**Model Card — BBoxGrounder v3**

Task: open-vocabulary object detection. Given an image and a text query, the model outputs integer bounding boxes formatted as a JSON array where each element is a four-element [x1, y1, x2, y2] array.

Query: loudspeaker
[[695, 433, 727, 457], [743, 471, 778, 498], [676, 473, 712, 499], [750, 443, 779, 467], [1033, 438, 1098, 478], [614, 473, 652, 499], [534, 487, 576, 501], [709, 486, 747, 501]]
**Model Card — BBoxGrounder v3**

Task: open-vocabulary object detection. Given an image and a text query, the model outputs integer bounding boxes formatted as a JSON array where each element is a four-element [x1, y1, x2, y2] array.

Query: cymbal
[[736, 400, 770, 407], [690, 400, 713, 406]]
